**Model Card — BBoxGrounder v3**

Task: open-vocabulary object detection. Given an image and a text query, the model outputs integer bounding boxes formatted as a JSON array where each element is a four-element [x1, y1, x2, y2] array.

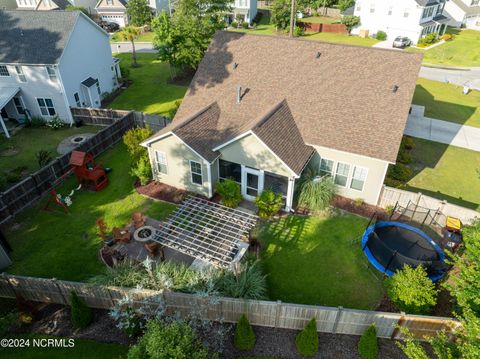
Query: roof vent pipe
[[236, 86, 241, 104]]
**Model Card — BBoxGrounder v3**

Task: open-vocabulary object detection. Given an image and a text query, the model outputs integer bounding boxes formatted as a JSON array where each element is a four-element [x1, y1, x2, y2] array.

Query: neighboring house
[[142, 32, 422, 211], [95, 0, 128, 27], [445, 0, 480, 30], [0, 10, 121, 138], [351, 0, 450, 44], [35, 0, 70, 10], [228, 0, 257, 24], [15, 0, 39, 9], [0, 0, 17, 10]]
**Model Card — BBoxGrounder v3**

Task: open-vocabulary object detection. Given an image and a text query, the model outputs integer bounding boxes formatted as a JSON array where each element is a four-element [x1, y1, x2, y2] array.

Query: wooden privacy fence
[[0, 110, 135, 224], [0, 274, 458, 341], [298, 22, 348, 34], [378, 185, 479, 225]]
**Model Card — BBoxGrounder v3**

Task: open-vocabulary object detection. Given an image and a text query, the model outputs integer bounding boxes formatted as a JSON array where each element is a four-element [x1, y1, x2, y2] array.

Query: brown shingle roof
[[149, 31, 422, 165]]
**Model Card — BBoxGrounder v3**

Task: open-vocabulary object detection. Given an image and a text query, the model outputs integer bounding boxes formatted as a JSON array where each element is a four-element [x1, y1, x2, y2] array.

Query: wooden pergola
[[152, 197, 258, 268]]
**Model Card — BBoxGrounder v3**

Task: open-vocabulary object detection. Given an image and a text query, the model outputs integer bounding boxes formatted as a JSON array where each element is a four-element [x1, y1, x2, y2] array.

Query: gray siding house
[[0, 10, 121, 138], [142, 32, 422, 210]]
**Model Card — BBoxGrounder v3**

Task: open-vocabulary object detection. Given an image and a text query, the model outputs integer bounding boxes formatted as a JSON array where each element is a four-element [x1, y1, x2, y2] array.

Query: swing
[[44, 184, 82, 213]]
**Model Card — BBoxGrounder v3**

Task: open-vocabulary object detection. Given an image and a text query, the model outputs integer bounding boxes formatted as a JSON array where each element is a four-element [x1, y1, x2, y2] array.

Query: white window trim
[[350, 166, 369, 193], [319, 157, 334, 177], [154, 150, 168, 175], [35, 97, 56, 118], [189, 160, 203, 186], [334, 161, 352, 188], [45, 66, 57, 82], [15, 66, 26, 82]]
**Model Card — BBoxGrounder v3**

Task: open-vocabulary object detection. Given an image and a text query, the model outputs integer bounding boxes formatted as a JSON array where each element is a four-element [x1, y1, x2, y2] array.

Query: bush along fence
[[0, 108, 169, 225], [0, 274, 459, 341], [378, 185, 479, 225], [71, 107, 171, 132]]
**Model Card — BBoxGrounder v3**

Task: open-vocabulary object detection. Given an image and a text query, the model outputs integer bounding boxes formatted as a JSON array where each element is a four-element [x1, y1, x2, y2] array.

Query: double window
[[0, 65, 10, 77], [37, 98, 56, 116], [46, 66, 57, 81], [318, 156, 368, 192], [15, 66, 26, 82], [190, 161, 203, 185], [155, 150, 168, 174]]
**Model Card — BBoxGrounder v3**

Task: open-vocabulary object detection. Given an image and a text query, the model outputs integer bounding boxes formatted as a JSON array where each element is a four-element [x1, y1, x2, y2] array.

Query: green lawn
[[0, 125, 101, 176], [0, 334, 127, 358], [407, 29, 480, 67], [5, 143, 177, 281], [110, 53, 188, 115], [413, 78, 480, 128], [406, 138, 480, 210], [230, 15, 379, 47], [259, 214, 384, 310], [111, 31, 155, 42]]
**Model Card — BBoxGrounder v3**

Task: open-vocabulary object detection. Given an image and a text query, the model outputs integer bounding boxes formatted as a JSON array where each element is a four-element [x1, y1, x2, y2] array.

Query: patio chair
[[144, 242, 164, 261], [132, 211, 146, 229], [112, 226, 131, 243]]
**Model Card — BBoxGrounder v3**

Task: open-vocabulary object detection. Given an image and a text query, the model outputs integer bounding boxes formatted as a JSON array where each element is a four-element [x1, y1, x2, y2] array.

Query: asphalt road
[[111, 41, 480, 90]]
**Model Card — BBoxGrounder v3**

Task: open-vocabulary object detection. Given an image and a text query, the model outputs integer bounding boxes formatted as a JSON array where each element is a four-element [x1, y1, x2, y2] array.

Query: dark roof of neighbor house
[[46, 0, 72, 10], [95, 0, 127, 9], [148, 31, 422, 168], [414, 0, 442, 6], [0, 10, 80, 64]]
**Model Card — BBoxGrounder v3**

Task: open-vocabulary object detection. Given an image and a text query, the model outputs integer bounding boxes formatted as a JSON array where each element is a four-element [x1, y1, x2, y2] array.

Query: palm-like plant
[[118, 26, 141, 66], [296, 164, 337, 211]]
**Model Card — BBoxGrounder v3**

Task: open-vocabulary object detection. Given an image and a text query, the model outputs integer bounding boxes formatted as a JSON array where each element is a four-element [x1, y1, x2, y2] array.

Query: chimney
[[236, 86, 241, 104]]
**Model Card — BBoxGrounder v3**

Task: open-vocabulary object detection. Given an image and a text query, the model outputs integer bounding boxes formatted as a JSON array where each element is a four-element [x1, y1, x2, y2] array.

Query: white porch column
[[285, 177, 295, 212], [0, 114, 10, 139], [206, 161, 213, 198]]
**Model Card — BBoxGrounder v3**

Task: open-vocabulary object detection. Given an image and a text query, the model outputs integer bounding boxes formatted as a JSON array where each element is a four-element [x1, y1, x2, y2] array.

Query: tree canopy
[[127, 0, 153, 26]]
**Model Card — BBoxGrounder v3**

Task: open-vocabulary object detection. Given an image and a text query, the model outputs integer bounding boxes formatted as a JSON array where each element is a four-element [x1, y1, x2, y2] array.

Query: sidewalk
[[405, 105, 480, 152]]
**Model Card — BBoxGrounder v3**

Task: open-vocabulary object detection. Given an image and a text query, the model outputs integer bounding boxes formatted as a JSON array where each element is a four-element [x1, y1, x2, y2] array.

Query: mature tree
[[152, 0, 230, 74], [271, 0, 292, 31], [338, 0, 355, 12], [341, 15, 360, 34], [118, 26, 142, 66], [127, 0, 153, 26]]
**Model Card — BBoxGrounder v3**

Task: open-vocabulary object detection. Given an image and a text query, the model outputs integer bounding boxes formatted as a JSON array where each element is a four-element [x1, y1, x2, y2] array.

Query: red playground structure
[[69, 151, 109, 192]]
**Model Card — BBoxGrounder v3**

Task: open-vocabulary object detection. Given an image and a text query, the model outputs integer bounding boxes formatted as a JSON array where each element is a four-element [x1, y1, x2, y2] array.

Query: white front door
[[242, 166, 264, 201]]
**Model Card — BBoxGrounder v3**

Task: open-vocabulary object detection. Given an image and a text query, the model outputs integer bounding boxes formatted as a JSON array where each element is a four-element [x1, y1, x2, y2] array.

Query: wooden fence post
[[332, 306, 343, 334], [274, 300, 282, 328], [391, 312, 406, 339]]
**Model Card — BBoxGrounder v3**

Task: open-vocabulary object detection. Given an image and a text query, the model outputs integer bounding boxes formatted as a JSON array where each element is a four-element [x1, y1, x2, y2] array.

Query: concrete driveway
[[405, 105, 480, 152], [111, 42, 156, 54], [372, 40, 402, 50]]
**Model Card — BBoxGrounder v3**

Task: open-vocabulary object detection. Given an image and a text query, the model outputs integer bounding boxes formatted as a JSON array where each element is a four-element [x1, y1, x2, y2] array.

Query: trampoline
[[362, 221, 447, 282]]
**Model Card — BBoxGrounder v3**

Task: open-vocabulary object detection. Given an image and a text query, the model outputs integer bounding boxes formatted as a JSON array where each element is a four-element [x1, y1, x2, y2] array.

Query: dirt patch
[[432, 288, 455, 317], [376, 294, 398, 313], [332, 195, 389, 220]]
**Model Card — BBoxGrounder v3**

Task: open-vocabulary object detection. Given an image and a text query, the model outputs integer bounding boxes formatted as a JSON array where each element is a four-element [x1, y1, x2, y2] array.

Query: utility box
[[359, 29, 369, 38]]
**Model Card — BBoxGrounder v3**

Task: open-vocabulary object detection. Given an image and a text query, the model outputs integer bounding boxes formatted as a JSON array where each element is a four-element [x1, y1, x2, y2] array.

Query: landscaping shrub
[[0, 311, 19, 337], [295, 25, 305, 37], [46, 115, 65, 130], [110, 297, 144, 337], [341, 15, 360, 34], [216, 260, 267, 299], [167, 99, 181, 120], [375, 31, 387, 41], [440, 33, 453, 41], [26, 116, 46, 128], [387, 163, 412, 182], [255, 189, 283, 219], [131, 155, 152, 185], [231, 21, 238, 28], [384, 177, 404, 189], [386, 265, 438, 314], [397, 150, 412, 165], [70, 291, 92, 329], [401, 136, 416, 151], [234, 314, 256, 350], [295, 318, 318, 356], [417, 32, 438, 47], [36, 150, 52, 168], [296, 165, 337, 211], [242, 21, 249, 29], [123, 127, 154, 163], [127, 320, 212, 359], [353, 198, 365, 207], [358, 324, 378, 359], [216, 179, 243, 208]]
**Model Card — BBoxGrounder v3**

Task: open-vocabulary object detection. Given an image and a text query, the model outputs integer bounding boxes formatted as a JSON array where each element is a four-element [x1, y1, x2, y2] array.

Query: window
[[190, 161, 202, 185], [319, 158, 334, 177], [155, 151, 168, 174], [334, 162, 350, 187], [37, 98, 56, 116], [350, 166, 368, 191], [369, 3, 375, 13], [15, 66, 26, 82], [0, 65, 10, 76], [388, 6, 393, 15], [46, 66, 57, 81], [95, 80, 101, 96], [218, 159, 241, 183], [404, 8, 409, 17], [74, 92, 81, 107], [13, 97, 25, 115]]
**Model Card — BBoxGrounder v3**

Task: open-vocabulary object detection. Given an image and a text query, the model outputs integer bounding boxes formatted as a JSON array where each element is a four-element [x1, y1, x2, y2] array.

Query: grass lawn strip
[[0, 334, 127, 359], [110, 53, 188, 115], [260, 214, 384, 309], [413, 78, 480, 128], [6, 142, 177, 281]]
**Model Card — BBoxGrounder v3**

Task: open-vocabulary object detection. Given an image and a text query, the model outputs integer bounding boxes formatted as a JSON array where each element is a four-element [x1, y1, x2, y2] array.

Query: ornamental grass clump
[[387, 265, 438, 314], [70, 291, 92, 329], [295, 318, 318, 357], [234, 314, 256, 350], [296, 165, 336, 211], [358, 324, 378, 359]]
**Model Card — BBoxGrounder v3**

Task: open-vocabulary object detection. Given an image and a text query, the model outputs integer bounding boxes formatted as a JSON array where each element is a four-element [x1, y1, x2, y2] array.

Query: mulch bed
[[135, 180, 190, 204], [331, 195, 389, 220]]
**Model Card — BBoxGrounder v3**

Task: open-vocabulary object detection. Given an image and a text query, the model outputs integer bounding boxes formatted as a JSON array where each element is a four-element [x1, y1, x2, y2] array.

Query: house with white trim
[[445, 0, 480, 30], [95, 0, 128, 27], [351, 0, 450, 44], [0, 10, 121, 138], [228, 0, 257, 24], [141, 32, 422, 211]]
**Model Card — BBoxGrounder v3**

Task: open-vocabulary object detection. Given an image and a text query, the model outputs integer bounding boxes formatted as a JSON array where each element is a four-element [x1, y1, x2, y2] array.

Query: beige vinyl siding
[[219, 133, 293, 178], [310, 145, 390, 205], [148, 134, 210, 197]]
